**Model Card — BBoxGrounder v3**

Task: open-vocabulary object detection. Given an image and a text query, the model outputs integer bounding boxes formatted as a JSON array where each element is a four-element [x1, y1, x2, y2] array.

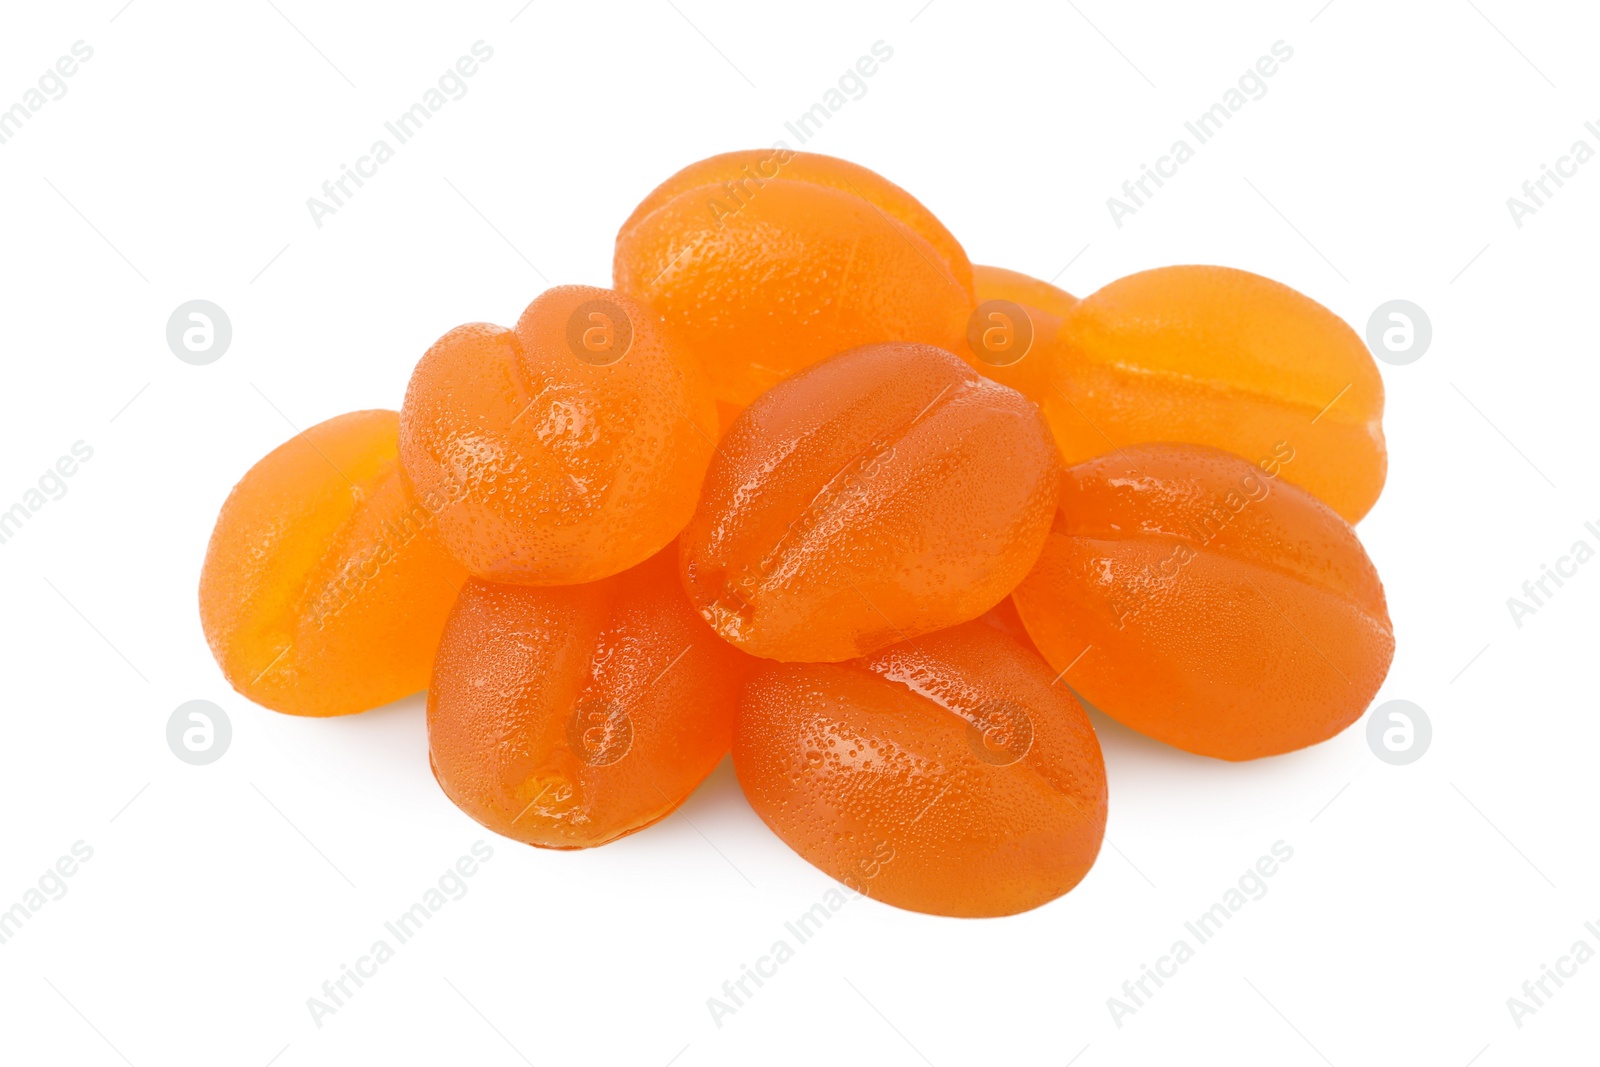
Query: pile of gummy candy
[[200, 149, 1394, 918]]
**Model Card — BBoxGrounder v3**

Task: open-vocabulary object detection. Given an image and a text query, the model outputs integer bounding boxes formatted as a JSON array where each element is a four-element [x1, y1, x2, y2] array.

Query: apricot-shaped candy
[[614, 149, 974, 408], [199, 409, 467, 717], [1049, 266, 1386, 522], [428, 548, 755, 849], [974, 264, 1079, 320], [399, 284, 716, 585], [1012, 443, 1395, 760], [734, 617, 1107, 917], [961, 264, 1079, 443], [679, 342, 1059, 662]]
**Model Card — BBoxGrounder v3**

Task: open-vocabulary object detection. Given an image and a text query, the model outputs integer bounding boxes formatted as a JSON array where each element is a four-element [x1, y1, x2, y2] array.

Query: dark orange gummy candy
[[428, 547, 755, 849], [679, 342, 1059, 663], [1012, 443, 1395, 760], [399, 284, 716, 586], [199, 409, 467, 717], [734, 617, 1107, 917], [614, 149, 974, 409]]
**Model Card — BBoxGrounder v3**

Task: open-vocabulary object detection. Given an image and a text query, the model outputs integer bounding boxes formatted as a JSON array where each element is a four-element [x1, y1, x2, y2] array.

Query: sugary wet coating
[[614, 149, 975, 409], [1012, 443, 1395, 760], [679, 342, 1060, 663], [734, 617, 1107, 917], [398, 284, 716, 586], [199, 409, 467, 717], [428, 547, 754, 849]]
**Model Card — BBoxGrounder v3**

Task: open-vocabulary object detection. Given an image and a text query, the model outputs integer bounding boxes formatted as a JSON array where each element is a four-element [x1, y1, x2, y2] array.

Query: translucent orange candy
[[961, 264, 1081, 439], [734, 616, 1107, 917], [974, 263, 1079, 320], [398, 284, 716, 586], [428, 547, 755, 849], [199, 410, 467, 717], [1045, 265, 1386, 522], [1012, 443, 1395, 760], [679, 342, 1060, 663], [614, 149, 974, 409]]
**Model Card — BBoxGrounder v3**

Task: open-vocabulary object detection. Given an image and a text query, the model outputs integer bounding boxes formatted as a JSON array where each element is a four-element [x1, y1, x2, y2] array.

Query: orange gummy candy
[[679, 342, 1060, 663], [1012, 443, 1395, 760], [962, 264, 1080, 439], [734, 617, 1107, 917], [199, 409, 467, 717], [974, 264, 1079, 320], [614, 149, 974, 409], [1044, 265, 1387, 522], [398, 285, 716, 586], [428, 547, 754, 849]]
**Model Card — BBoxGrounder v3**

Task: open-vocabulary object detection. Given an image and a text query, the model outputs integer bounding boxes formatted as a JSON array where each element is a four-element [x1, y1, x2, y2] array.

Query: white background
[[1, 1, 1595, 1064]]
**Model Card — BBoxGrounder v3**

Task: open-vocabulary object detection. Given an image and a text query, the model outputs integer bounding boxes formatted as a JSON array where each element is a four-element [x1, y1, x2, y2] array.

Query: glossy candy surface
[[679, 342, 1060, 663], [734, 618, 1108, 917], [1012, 443, 1395, 760], [614, 149, 974, 409], [399, 284, 716, 586], [199, 409, 467, 717], [1048, 266, 1387, 522], [428, 548, 754, 849]]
